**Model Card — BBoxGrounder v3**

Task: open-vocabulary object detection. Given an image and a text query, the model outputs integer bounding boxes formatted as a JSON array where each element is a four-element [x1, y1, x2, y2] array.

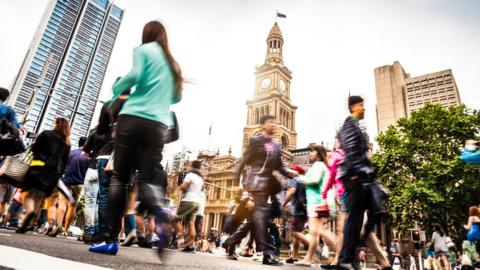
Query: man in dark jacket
[[236, 114, 293, 265], [337, 96, 389, 270]]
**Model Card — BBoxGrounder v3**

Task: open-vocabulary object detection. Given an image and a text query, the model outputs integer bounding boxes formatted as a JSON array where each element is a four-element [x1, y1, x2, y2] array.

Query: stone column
[[202, 213, 210, 234]]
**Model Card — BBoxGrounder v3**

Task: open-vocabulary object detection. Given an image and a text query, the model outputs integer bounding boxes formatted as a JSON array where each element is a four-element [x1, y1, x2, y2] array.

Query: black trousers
[[340, 178, 382, 264], [251, 191, 276, 256], [223, 219, 254, 255], [105, 115, 167, 242]]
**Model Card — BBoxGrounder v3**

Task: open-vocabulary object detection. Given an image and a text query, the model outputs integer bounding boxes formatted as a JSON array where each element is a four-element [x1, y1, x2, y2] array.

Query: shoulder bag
[[0, 149, 32, 187]]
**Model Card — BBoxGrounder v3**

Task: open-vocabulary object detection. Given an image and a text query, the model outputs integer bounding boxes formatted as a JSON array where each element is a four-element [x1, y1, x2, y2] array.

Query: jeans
[[105, 115, 167, 242], [97, 158, 109, 236], [83, 167, 99, 236]]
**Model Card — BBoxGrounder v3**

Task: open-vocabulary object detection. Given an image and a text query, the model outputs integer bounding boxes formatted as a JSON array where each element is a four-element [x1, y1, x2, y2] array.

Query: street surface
[[0, 229, 304, 270]]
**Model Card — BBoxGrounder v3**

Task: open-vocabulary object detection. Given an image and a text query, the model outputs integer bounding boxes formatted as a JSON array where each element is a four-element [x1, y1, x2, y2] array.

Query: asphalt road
[[0, 229, 305, 270]]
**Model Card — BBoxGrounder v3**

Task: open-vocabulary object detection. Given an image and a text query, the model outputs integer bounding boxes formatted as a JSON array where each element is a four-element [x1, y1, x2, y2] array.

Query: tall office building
[[404, 70, 460, 113], [374, 61, 461, 133], [9, 0, 123, 145]]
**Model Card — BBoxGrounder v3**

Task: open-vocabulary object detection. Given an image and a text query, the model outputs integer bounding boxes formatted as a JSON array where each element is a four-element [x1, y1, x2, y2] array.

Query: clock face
[[261, 77, 271, 89], [279, 79, 286, 92]]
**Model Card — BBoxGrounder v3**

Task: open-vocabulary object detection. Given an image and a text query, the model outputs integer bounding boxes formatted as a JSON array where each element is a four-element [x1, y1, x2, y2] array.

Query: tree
[[372, 104, 480, 241]]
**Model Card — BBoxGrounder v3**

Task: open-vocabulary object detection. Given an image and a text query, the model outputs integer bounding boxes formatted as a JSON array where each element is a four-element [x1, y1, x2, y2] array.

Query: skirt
[[22, 165, 60, 196]]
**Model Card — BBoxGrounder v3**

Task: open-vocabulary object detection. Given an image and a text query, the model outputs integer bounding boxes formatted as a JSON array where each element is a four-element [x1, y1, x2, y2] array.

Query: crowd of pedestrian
[[0, 19, 479, 270]]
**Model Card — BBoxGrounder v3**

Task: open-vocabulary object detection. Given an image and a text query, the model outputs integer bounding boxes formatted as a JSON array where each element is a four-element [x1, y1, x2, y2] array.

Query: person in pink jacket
[[321, 140, 347, 269]]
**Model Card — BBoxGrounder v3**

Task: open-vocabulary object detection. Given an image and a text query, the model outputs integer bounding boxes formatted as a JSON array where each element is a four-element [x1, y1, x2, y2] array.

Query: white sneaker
[[294, 260, 315, 267]]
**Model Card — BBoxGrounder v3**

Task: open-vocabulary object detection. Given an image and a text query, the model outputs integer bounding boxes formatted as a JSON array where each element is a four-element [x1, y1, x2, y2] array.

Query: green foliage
[[75, 193, 85, 218], [372, 104, 480, 240]]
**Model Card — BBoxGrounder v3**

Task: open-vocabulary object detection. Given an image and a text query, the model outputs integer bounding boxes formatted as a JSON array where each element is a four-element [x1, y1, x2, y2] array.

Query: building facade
[[8, 0, 123, 145], [404, 69, 460, 114], [201, 149, 239, 233], [374, 61, 461, 133]]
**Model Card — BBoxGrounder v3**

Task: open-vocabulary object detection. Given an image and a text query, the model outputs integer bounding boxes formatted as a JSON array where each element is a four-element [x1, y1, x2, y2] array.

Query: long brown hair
[[53, 117, 71, 145], [311, 145, 328, 167], [469, 206, 480, 218], [142, 20, 183, 97]]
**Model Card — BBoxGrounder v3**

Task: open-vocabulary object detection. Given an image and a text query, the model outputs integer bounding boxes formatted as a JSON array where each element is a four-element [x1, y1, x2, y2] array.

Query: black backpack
[[0, 107, 25, 156]]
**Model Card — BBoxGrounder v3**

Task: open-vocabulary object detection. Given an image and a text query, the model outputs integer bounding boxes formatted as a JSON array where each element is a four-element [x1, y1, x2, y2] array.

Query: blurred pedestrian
[[336, 96, 390, 270], [432, 224, 451, 270], [89, 20, 183, 260], [464, 206, 480, 242], [50, 136, 89, 237], [172, 160, 204, 252], [282, 165, 309, 264], [235, 115, 295, 265], [16, 118, 71, 234], [293, 145, 336, 267]]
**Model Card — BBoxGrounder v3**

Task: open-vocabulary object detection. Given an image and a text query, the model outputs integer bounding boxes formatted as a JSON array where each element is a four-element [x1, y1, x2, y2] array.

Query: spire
[[265, 22, 284, 65], [228, 146, 232, 155]]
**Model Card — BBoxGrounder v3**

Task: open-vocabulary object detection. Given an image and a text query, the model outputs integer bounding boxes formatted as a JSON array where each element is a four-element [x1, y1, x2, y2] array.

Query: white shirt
[[197, 191, 206, 216], [182, 172, 204, 204]]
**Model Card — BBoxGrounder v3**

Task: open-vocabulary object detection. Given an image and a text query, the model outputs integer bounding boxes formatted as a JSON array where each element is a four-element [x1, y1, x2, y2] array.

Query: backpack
[[0, 107, 25, 156]]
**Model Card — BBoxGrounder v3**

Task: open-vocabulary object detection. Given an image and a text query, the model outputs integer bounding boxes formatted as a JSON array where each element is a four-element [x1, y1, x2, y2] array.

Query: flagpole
[[208, 123, 212, 154], [275, 10, 278, 23]]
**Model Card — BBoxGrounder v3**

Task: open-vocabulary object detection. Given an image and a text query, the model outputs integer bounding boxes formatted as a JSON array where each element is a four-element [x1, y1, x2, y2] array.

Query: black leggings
[[105, 115, 167, 242]]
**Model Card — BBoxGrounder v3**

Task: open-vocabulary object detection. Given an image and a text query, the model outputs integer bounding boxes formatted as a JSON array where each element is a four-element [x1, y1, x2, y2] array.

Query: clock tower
[[242, 22, 298, 163]]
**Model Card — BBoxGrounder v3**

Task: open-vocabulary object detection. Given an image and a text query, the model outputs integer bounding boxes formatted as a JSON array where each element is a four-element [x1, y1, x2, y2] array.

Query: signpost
[[410, 222, 424, 270]]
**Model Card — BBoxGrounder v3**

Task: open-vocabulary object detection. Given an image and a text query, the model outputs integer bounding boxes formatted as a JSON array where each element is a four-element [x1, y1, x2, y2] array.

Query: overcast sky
[[1, 0, 479, 163]]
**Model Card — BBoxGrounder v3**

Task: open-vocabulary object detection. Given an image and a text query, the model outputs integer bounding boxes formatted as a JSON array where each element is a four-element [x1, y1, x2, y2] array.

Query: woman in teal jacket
[[90, 21, 182, 259]]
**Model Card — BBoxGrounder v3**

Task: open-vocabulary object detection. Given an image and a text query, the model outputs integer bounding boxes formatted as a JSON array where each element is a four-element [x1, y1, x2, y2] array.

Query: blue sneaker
[[89, 241, 118, 255]]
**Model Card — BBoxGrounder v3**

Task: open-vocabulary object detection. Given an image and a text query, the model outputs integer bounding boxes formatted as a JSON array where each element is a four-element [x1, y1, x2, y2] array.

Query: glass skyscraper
[[9, 0, 123, 145]]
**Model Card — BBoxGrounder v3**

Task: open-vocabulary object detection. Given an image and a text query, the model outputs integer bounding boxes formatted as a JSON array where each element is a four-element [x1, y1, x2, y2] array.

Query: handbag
[[315, 203, 330, 218], [162, 112, 179, 144], [104, 152, 114, 176], [0, 150, 32, 187], [363, 181, 388, 215]]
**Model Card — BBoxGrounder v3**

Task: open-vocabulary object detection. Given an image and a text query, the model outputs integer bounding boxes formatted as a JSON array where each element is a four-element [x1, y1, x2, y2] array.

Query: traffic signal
[[411, 229, 421, 242]]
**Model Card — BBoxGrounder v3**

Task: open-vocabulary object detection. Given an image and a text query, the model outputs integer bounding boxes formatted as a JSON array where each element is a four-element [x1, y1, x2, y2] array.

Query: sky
[[1, 0, 479, 163]]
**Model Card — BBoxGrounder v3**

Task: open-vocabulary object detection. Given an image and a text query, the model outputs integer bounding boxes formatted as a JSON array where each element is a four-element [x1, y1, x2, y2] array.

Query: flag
[[276, 12, 286, 18]]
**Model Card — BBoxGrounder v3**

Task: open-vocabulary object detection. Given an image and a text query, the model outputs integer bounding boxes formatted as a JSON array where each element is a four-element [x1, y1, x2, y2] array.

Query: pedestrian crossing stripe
[[0, 245, 112, 270]]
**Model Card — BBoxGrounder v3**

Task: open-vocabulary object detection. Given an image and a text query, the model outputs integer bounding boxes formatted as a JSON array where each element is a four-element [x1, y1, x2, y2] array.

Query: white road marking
[[0, 233, 11, 236], [0, 245, 112, 270]]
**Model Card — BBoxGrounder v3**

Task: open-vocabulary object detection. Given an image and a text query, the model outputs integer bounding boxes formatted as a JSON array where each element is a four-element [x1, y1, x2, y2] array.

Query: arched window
[[255, 108, 259, 124], [280, 108, 284, 125], [266, 105, 270, 116], [281, 135, 289, 150], [287, 112, 290, 129]]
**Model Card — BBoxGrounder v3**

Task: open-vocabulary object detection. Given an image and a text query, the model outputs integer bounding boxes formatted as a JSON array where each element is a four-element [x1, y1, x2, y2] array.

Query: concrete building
[[404, 70, 460, 114], [374, 61, 461, 133], [374, 61, 410, 133], [9, 0, 123, 145]]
